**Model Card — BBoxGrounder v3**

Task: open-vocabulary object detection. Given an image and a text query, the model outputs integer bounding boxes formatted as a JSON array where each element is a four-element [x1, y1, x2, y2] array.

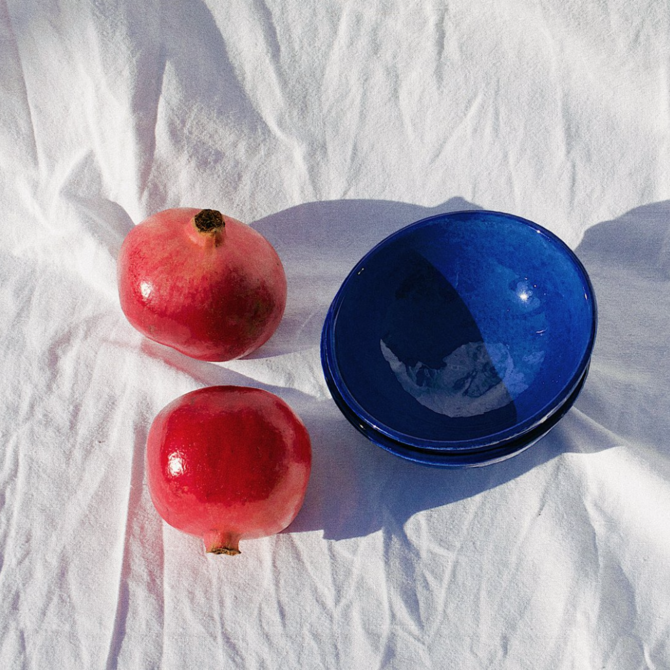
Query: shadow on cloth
[[563, 200, 670, 457]]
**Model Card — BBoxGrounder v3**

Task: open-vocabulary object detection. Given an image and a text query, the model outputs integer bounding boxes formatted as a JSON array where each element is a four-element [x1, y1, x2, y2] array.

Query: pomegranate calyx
[[209, 546, 242, 556], [194, 209, 225, 234], [204, 530, 241, 556]]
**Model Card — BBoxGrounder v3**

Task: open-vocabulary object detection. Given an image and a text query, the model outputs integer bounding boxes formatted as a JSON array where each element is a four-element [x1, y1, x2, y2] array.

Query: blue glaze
[[322, 210, 597, 461]]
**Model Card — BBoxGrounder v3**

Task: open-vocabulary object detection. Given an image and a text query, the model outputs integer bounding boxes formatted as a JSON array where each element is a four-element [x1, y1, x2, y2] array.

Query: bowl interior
[[327, 211, 596, 448]]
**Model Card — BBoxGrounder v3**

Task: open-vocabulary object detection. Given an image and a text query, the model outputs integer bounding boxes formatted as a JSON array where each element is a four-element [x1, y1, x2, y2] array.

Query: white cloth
[[1, 1, 670, 667]]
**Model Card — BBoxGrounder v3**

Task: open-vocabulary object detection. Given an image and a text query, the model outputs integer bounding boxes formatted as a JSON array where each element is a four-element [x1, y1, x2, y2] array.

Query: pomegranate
[[118, 208, 287, 361], [146, 386, 312, 555]]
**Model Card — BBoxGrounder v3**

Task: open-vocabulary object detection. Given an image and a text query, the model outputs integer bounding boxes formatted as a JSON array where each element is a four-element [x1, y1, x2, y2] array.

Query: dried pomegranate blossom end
[[204, 529, 241, 556], [210, 547, 241, 556], [194, 209, 225, 234], [191, 209, 226, 248]]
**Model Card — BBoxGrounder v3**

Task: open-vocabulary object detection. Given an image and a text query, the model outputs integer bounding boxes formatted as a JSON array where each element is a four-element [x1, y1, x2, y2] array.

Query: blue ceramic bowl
[[321, 210, 597, 465]]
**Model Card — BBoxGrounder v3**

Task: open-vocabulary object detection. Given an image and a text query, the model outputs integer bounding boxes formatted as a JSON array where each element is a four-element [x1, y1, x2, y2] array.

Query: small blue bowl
[[321, 210, 597, 466]]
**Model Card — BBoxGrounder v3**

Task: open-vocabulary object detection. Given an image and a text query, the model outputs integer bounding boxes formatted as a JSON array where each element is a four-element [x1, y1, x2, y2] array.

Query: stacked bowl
[[321, 210, 597, 467]]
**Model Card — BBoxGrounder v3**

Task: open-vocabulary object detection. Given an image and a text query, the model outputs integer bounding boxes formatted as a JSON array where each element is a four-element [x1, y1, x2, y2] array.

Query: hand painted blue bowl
[[321, 210, 597, 466]]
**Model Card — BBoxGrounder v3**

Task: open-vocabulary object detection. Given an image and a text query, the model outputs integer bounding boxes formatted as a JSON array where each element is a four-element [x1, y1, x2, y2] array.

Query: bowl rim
[[322, 209, 598, 451]]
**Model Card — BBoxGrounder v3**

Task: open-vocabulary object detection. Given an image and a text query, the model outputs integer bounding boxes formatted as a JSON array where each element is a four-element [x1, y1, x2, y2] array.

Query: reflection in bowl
[[321, 210, 597, 466]]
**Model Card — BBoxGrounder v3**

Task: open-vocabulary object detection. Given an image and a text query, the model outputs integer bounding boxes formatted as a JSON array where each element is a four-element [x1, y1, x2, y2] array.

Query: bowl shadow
[[565, 200, 670, 457]]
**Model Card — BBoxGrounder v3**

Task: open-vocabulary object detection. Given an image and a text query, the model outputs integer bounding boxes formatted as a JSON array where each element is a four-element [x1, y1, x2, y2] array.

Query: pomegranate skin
[[117, 207, 287, 361], [146, 386, 312, 555]]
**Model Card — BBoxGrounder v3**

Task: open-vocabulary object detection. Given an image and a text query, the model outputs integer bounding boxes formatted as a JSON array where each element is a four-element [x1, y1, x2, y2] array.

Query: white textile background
[[1, 1, 670, 668]]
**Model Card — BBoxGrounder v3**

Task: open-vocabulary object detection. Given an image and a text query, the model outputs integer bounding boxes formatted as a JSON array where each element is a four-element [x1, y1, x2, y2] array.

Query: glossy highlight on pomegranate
[[118, 207, 287, 361], [146, 386, 312, 555]]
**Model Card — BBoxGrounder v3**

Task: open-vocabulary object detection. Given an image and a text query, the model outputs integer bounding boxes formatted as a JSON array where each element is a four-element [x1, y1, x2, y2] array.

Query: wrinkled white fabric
[[1, 1, 670, 668]]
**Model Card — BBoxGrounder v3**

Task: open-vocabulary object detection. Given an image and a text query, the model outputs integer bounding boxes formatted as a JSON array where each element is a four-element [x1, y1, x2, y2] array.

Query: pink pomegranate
[[146, 386, 312, 555], [118, 208, 287, 361]]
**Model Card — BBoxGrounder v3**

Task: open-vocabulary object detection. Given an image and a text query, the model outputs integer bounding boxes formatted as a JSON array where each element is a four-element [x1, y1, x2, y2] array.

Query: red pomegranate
[[146, 386, 312, 555], [118, 208, 287, 361]]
